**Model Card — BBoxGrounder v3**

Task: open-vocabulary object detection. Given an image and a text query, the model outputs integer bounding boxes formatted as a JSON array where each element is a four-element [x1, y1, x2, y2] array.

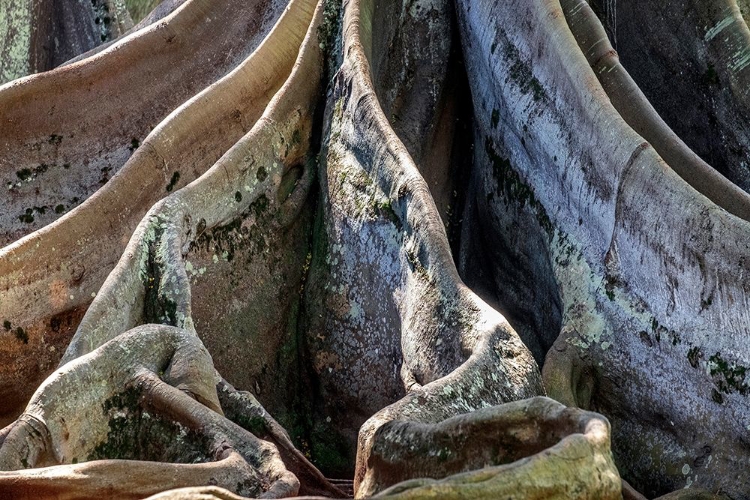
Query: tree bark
[[457, 0, 750, 496], [1, 0, 749, 498], [0, 0, 132, 84]]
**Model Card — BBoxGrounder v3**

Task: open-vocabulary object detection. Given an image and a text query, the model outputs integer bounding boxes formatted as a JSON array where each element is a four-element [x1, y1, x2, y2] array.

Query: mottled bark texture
[[458, 0, 750, 497], [1, 0, 749, 498], [0, 0, 132, 84]]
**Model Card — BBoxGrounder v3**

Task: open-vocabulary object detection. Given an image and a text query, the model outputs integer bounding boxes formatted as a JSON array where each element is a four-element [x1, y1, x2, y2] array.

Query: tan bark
[[358, 397, 620, 499], [0, 0, 286, 245], [0, 325, 299, 499], [0, 0, 308, 426]]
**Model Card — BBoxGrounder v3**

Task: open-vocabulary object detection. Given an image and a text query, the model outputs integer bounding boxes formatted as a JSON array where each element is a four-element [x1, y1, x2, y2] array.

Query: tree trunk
[[0, 0, 748, 498]]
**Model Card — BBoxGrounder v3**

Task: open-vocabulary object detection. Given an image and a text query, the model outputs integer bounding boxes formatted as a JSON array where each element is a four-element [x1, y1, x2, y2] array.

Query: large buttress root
[[457, 0, 750, 496], [303, 0, 544, 480], [585, 0, 750, 193], [299, 0, 618, 496], [7, 0, 745, 496], [141, 399, 622, 500], [0, 0, 287, 244], [62, 0, 193, 65], [0, 0, 312, 425], [0, 1, 350, 496], [562, 0, 750, 222], [364, 0, 463, 226], [0, 325, 298, 499], [366, 398, 619, 499], [59, 0, 321, 362], [0, 0, 288, 245]]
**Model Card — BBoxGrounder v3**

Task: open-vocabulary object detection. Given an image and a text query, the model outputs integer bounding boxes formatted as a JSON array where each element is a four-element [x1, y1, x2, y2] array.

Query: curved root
[[0, 325, 298, 498], [61, 0, 322, 363], [367, 398, 620, 499], [303, 0, 549, 494], [457, 0, 750, 495], [561, 0, 750, 221], [0, 0, 314, 424]]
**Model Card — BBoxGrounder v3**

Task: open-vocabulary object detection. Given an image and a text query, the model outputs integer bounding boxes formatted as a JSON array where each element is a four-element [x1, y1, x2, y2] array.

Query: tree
[[0, 0, 748, 498]]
